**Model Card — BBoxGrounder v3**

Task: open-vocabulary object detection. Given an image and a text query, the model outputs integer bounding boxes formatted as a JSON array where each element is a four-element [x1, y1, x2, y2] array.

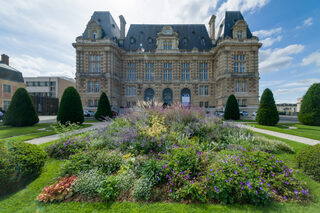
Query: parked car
[[112, 111, 118, 118], [84, 110, 95, 117], [214, 111, 224, 117], [0, 110, 3, 120], [252, 111, 257, 117], [240, 111, 248, 116]]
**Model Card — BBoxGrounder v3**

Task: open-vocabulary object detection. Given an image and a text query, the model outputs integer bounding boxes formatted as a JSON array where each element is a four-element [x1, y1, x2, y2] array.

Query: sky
[[0, 0, 319, 103]]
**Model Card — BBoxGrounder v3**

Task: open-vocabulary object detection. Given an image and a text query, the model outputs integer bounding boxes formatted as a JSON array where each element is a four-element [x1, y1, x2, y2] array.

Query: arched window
[[181, 88, 191, 107], [163, 88, 173, 105], [144, 88, 155, 102], [93, 32, 97, 39]]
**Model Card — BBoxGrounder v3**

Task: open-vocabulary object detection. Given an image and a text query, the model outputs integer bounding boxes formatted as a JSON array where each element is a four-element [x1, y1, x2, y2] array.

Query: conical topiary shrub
[[3, 88, 39, 126], [57, 87, 84, 125], [224, 94, 240, 120], [256, 88, 279, 126], [94, 92, 112, 120], [298, 83, 320, 126]]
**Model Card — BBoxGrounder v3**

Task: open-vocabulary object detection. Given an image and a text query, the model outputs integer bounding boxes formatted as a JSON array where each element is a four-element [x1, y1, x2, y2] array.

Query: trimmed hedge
[[224, 94, 240, 120], [297, 144, 320, 182], [298, 83, 320, 126], [0, 141, 47, 196], [95, 92, 112, 120], [256, 88, 279, 126], [3, 88, 39, 127], [57, 87, 84, 125]]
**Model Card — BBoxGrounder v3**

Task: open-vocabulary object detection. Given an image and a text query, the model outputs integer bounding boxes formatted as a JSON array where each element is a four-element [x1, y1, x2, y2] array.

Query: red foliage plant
[[37, 175, 77, 203]]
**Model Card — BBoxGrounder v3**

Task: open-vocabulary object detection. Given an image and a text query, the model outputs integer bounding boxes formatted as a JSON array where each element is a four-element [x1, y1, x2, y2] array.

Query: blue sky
[[0, 0, 319, 103]]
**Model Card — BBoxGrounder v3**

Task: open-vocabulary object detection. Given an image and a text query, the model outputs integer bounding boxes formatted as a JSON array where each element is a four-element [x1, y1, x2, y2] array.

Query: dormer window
[[130, 37, 136, 44], [200, 38, 206, 46], [163, 40, 172, 50], [237, 31, 242, 39], [92, 32, 97, 39]]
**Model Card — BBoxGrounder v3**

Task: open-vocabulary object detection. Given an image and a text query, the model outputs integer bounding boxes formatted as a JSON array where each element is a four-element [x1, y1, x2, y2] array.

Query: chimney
[[1, 54, 9, 65], [209, 15, 216, 42], [119, 15, 126, 40]]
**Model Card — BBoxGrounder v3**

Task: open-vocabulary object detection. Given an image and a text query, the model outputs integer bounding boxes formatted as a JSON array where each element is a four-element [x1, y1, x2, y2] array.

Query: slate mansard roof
[[82, 11, 120, 40], [0, 62, 24, 83], [80, 11, 253, 51], [123, 24, 213, 51], [216, 11, 253, 41]]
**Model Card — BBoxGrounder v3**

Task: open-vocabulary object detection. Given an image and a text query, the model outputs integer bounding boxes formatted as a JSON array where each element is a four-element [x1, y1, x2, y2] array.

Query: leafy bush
[[95, 92, 112, 120], [61, 151, 96, 176], [0, 141, 47, 196], [298, 83, 320, 126], [224, 94, 240, 120], [116, 169, 136, 192], [57, 87, 84, 125], [297, 144, 320, 181], [73, 169, 107, 198], [3, 87, 39, 126], [256, 88, 279, 126], [98, 175, 120, 201], [136, 158, 162, 183], [93, 151, 124, 175], [44, 136, 88, 159], [37, 176, 77, 203], [132, 177, 154, 201]]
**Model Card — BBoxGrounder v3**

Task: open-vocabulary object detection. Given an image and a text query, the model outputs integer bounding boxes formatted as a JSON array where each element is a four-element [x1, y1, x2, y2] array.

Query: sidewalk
[[25, 122, 107, 145], [233, 122, 320, 146]]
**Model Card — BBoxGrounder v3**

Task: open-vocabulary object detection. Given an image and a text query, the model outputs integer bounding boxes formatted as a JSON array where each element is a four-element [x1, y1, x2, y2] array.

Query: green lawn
[[249, 123, 320, 141], [1, 133, 320, 212], [0, 123, 92, 143]]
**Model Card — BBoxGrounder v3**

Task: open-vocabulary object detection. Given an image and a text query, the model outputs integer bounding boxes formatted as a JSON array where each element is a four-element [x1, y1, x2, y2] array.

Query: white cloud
[[260, 35, 282, 47], [274, 87, 309, 96], [296, 17, 313, 29], [301, 51, 320, 66], [252, 27, 282, 38], [10, 55, 75, 78], [259, 44, 304, 73]]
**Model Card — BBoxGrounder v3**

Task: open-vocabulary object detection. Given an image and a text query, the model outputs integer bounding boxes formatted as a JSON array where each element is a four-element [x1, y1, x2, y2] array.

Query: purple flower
[[241, 186, 244, 190], [267, 183, 271, 187], [260, 187, 263, 190], [294, 190, 298, 195], [234, 171, 238, 175], [283, 196, 287, 200], [225, 179, 228, 182]]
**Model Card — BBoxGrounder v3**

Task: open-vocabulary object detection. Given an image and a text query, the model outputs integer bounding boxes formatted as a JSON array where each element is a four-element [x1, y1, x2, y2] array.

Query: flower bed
[[38, 106, 309, 205]]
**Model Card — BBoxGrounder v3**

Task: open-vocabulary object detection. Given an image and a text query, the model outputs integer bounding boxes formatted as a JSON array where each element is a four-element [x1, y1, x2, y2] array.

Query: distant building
[[276, 103, 297, 115], [297, 97, 302, 112], [24, 76, 75, 100], [73, 11, 261, 113], [0, 54, 26, 111]]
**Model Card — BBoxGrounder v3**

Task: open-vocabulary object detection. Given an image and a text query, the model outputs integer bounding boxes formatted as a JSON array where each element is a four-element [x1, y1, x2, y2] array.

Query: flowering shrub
[[297, 144, 320, 181], [45, 136, 88, 159], [132, 177, 154, 201], [37, 176, 77, 203], [93, 151, 124, 175]]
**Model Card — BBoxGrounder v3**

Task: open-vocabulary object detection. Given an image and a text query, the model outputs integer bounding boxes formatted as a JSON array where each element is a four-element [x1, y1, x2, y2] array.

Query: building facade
[[24, 76, 75, 100], [0, 54, 26, 111], [277, 103, 297, 115], [73, 11, 261, 113]]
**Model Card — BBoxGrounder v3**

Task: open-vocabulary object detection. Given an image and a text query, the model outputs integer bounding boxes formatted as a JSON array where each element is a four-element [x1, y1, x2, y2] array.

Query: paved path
[[25, 122, 107, 145], [233, 122, 320, 145]]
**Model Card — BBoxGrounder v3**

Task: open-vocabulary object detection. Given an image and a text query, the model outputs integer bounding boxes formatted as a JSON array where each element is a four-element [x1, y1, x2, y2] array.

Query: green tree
[[256, 88, 279, 126], [3, 88, 39, 126], [57, 87, 84, 125], [298, 83, 320, 126], [95, 92, 112, 120], [224, 94, 240, 120]]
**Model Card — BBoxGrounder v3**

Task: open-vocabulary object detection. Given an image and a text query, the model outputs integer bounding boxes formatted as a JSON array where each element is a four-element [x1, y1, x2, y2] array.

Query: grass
[[249, 123, 320, 141], [1, 133, 320, 212], [0, 123, 92, 143]]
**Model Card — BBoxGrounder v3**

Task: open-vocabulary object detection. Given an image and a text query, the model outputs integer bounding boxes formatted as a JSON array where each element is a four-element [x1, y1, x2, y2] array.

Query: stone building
[[0, 54, 26, 111], [73, 11, 261, 113]]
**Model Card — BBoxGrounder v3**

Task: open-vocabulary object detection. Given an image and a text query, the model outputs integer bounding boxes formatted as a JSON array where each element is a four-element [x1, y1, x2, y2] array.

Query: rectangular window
[[127, 63, 136, 81], [89, 55, 101, 73], [126, 86, 136, 97], [233, 62, 239, 73], [235, 81, 240, 92], [181, 63, 190, 81], [164, 41, 172, 50], [241, 81, 246, 92], [88, 81, 93, 93], [205, 101, 209, 108], [94, 100, 98, 107], [145, 63, 154, 81], [88, 100, 92, 107], [199, 101, 203, 108], [94, 81, 100, 93], [237, 31, 242, 39], [163, 63, 172, 81], [3, 84, 11, 93], [234, 54, 245, 73], [242, 99, 247, 107], [200, 86, 204, 96], [205, 86, 209, 96], [199, 63, 208, 80], [3, 101, 10, 111], [126, 101, 131, 108]]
